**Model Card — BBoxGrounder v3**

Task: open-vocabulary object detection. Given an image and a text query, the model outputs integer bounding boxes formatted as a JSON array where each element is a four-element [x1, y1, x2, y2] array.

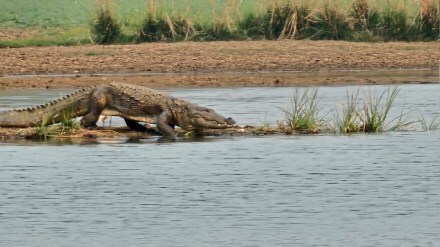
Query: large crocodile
[[0, 82, 236, 139]]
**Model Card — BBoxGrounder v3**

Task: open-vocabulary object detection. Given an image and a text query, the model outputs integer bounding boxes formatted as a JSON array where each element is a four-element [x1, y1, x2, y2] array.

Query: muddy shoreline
[[0, 125, 292, 143], [0, 40, 438, 89]]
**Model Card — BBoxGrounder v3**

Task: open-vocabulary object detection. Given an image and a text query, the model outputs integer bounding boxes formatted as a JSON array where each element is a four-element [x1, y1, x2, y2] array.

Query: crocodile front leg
[[81, 87, 107, 128], [156, 111, 177, 139]]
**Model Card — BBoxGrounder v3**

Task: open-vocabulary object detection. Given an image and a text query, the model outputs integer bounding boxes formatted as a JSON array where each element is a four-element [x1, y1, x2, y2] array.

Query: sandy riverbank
[[0, 40, 438, 89]]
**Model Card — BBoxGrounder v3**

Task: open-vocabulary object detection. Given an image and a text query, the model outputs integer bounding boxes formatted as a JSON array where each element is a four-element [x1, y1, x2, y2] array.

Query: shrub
[[378, 7, 408, 41], [266, 4, 296, 39], [415, 0, 439, 40], [138, 15, 196, 42], [90, 6, 121, 44], [237, 12, 267, 39], [197, 22, 239, 41], [307, 3, 350, 40]]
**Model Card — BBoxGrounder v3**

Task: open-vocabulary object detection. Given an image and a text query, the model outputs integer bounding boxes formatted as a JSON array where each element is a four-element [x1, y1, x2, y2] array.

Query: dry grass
[[87, 0, 439, 44], [2, 0, 438, 46]]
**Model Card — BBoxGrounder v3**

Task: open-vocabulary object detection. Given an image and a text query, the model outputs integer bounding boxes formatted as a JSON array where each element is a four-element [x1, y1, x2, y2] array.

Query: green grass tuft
[[90, 5, 121, 44], [138, 15, 196, 42], [414, 0, 439, 40], [281, 88, 325, 133], [307, 3, 350, 40], [35, 124, 50, 140], [1, 0, 439, 46], [335, 89, 362, 133], [59, 116, 80, 135], [359, 86, 400, 132], [196, 22, 238, 41], [419, 114, 440, 131], [256, 113, 271, 131], [334, 86, 415, 133]]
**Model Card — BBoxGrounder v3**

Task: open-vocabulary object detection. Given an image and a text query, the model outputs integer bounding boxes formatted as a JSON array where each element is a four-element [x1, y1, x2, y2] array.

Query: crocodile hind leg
[[81, 87, 107, 128], [124, 119, 162, 135]]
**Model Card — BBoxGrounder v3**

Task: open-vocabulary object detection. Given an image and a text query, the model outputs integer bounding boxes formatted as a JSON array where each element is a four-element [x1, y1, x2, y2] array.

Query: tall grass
[[59, 112, 81, 135], [280, 86, 418, 134], [334, 86, 416, 133], [281, 88, 325, 133], [137, 0, 195, 42], [335, 89, 362, 133], [138, 16, 194, 42], [90, 0, 121, 44], [277, 86, 437, 135], [1, 0, 439, 46], [35, 125, 50, 140], [359, 86, 400, 132], [419, 114, 440, 131], [201, 0, 239, 40], [132, 0, 439, 42], [281, 86, 418, 134], [414, 0, 439, 40]]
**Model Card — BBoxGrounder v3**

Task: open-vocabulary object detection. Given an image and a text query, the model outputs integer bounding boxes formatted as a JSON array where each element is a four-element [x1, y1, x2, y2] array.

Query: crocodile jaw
[[192, 116, 236, 129]]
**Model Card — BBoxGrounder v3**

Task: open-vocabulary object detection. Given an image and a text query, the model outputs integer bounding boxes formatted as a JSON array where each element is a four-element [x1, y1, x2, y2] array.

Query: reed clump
[[376, 4, 408, 41], [335, 90, 363, 133], [237, 3, 310, 40], [278, 86, 433, 135], [138, 16, 196, 42], [280, 87, 411, 135], [197, 0, 241, 41], [358, 86, 400, 132], [281, 88, 325, 133], [414, 0, 439, 40], [334, 86, 415, 133], [307, 3, 351, 40], [59, 113, 81, 135], [419, 114, 440, 131], [35, 125, 50, 140], [86, 0, 439, 44], [90, 0, 121, 44], [136, 0, 195, 42]]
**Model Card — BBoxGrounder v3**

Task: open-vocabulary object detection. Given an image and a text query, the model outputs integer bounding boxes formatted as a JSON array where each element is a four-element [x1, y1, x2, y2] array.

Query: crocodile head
[[170, 99, 236, 130]]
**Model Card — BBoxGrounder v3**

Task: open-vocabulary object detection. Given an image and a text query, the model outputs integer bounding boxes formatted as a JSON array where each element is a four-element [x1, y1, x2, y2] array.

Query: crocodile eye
[[196, 107, 209, 112]]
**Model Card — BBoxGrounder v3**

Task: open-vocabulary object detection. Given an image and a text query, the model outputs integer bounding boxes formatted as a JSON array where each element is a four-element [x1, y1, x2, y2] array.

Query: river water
[[0, 84, 439, 246]]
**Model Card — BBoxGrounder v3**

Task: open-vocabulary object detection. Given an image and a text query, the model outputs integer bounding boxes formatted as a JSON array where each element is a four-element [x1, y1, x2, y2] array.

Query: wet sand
[[0, 40, 438, 89]]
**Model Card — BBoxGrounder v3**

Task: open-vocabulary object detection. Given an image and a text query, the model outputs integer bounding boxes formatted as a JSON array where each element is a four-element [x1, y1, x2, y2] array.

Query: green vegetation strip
[[0, 0, 438, 47], [278, 86, 439, 134]]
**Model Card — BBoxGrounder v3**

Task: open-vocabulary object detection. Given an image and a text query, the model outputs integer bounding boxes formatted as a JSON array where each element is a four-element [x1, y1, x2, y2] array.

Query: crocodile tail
[[0, 87, 92, 128]]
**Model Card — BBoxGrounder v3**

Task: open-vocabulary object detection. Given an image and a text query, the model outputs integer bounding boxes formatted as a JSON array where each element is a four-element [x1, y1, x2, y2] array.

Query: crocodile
[[0, 82, 236, 139]]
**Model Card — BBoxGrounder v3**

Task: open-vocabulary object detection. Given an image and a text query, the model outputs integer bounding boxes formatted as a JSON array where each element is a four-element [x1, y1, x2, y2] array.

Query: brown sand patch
[[0, 40, 438, 89]]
